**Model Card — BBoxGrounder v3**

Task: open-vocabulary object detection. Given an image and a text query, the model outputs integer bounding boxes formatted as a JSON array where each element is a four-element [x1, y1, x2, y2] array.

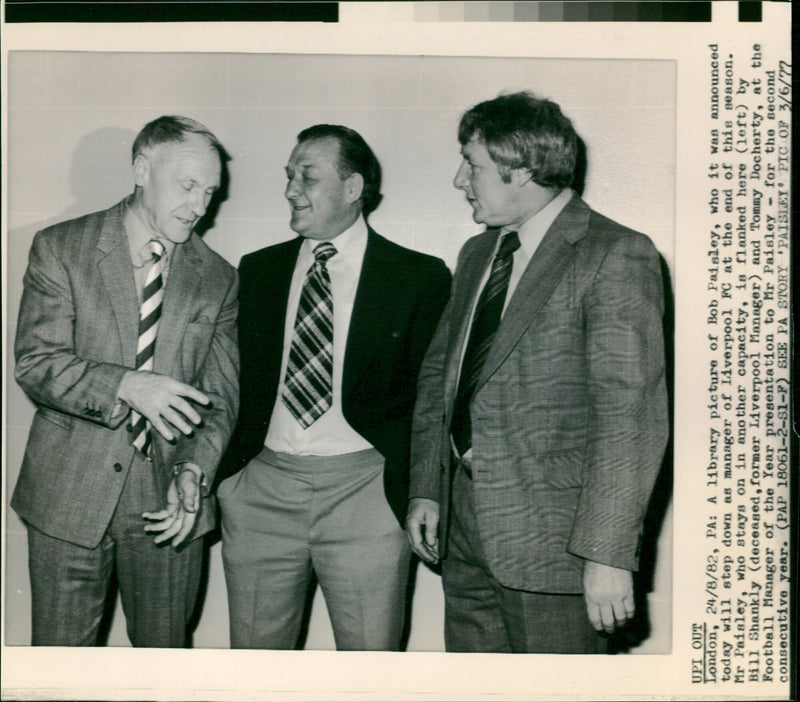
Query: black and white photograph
[[1, 3, 791, 700]]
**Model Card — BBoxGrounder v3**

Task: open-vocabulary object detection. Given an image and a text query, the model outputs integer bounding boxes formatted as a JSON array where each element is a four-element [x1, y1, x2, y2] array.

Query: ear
[[133, 153, 150, 188], [344, 172, 364, 205]]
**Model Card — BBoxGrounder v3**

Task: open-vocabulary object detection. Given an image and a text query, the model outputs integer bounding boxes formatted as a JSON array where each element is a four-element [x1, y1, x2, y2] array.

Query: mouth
[[176, 216, 195, 226], [291, 204, 310, 212]]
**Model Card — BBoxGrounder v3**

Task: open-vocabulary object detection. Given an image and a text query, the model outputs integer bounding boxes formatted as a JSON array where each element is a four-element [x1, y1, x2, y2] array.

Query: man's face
[[454, 135, 525, 229], [134, 133, 221, 244], [285, 137, 359, 240]]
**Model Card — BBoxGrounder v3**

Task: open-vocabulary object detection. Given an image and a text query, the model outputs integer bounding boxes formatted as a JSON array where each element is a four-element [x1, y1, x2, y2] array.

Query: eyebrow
[[179, 175, 220, 190], [285, 163, 318, 176]]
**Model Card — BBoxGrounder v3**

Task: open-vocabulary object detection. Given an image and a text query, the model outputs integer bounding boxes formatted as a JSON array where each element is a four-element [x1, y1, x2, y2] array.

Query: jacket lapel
[[476, 194, 590, 390], [342, 229, 397, 397], [154, 235, 203, 377], [260, 238, 303, 382], [96, 200, 139, 367], [443, 230, 499, 408]]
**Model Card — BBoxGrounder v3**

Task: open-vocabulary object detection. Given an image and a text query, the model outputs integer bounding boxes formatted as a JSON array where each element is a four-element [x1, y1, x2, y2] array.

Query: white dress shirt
[[265, 215, 374, 456]]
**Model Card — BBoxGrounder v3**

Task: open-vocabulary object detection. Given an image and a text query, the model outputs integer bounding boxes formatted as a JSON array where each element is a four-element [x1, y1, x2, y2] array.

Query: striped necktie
[[451, 230, 520, 456], [130, 239, 165, 457], [282, 241, 337, 428]]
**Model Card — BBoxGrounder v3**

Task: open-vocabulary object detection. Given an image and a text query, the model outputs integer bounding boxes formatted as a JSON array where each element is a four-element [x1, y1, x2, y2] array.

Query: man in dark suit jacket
[[218, 124, 450, 650], [407, 92, 668, 652], [12, 115, 239, 647]]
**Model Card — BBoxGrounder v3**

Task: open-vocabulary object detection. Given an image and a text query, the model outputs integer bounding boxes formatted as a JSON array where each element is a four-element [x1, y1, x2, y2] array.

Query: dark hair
[[458, 91, 577, 189], [297, 124, 383, 217], [132, 115, 229, 163]]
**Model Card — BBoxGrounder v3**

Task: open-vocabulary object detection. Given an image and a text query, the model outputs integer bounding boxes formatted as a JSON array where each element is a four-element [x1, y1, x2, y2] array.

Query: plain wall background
[[5, 51, 675, 652]]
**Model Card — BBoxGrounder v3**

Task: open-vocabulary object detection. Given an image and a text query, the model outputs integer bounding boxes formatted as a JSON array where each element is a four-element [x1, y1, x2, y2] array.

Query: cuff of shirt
[[111, 398, 129, 419]]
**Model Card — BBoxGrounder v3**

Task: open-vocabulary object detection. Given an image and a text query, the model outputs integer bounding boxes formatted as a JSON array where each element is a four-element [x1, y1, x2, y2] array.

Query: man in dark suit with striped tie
[[12, 115, 239, 647], [217, 124, 451, 650]]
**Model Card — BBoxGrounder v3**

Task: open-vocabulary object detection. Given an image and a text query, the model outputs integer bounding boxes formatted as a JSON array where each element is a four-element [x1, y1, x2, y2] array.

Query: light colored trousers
[[219, 446, 411, 650]]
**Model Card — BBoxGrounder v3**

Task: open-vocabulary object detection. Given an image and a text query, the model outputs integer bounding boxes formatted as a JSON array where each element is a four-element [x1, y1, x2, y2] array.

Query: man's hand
[[583, 560, 635, 633], [142, 468, 201, 547], [406, 497, 440, 564], [118, 370, 210, 442]]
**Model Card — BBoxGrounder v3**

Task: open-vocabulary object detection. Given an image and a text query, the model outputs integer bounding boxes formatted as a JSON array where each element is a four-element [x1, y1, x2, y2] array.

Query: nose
[[453, 160, 469, 190], [285, 176, 300, 200], [188, 189, 208, 217]]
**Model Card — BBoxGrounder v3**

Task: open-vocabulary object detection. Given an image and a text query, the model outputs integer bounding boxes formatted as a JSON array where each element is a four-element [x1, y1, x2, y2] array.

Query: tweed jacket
[[410, 192, 669, 593], [12, 198, 239, 548]]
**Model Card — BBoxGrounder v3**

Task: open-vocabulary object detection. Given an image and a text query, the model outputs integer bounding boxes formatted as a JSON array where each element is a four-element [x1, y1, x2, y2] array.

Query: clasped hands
[[407, 497, 636, 633], [118, 370, 210, 547]]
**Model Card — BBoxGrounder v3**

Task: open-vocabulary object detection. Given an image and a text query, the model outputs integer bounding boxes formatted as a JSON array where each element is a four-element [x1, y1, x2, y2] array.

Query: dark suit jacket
[[220, 227, 451, 524], [12, 198, 240, 548], [411, 193, 669, 593]]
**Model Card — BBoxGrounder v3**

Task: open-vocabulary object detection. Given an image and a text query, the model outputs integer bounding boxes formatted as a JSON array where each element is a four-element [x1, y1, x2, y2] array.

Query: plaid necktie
[[282, 241, 337, 428], [451, 231, 520, 456], [130, 239, 165, 457]]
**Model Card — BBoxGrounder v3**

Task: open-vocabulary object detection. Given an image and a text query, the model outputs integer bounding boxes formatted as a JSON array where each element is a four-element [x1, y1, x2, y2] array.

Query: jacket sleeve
[[407, 259, 452, 410], [566, 233, 669, 571], [169, 269, 240, 487], [14, 230, 130, 427], [409, 249, 467, 502]]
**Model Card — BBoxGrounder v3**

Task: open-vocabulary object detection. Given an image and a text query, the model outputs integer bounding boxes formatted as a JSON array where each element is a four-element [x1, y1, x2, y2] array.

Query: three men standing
[[218, 125, 451, 650], [12, 116, 239, 647], [13, 98, 668, 654], [407, 92, 668, 653]]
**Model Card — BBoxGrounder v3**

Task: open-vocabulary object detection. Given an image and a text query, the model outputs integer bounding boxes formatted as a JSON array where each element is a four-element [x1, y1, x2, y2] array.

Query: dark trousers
[[27, 453, 203, 647], [442, 464, 606, 653]]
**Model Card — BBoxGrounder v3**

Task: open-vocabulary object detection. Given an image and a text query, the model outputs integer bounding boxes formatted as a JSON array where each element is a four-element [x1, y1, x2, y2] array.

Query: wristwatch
[[172, 462, 210, 497]]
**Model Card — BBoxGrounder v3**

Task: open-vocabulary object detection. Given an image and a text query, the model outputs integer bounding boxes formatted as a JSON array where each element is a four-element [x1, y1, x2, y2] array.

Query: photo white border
[[1, 2, 792, 700]]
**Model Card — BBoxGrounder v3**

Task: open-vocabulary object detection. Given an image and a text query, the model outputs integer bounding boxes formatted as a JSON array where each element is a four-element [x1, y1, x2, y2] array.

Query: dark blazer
[[220, 227, 451, 524], [12, 198, 240, 548], [411, 193, 669, 593]]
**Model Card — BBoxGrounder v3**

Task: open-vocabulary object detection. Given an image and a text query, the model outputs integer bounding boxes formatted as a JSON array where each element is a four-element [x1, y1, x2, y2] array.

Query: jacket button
[[113, 462, 123, 473]]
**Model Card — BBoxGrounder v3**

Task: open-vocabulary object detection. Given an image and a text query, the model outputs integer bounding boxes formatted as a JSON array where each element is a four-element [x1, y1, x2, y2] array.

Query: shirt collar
[[503, 187, 573, 259], [124, 197, 177, 268], [299, 214, 368, 270]]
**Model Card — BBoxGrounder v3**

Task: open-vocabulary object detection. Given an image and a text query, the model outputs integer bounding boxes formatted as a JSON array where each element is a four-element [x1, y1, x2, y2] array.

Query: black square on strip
[[739, 1, 763, 22]]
